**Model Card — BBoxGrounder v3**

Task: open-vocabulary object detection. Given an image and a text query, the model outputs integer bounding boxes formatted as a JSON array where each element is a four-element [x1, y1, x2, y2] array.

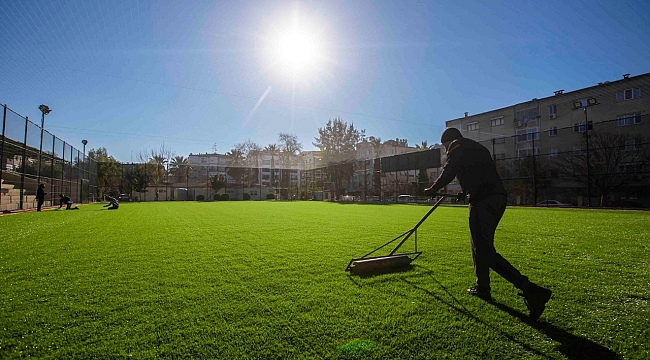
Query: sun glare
[[273, 25, 321, 75]]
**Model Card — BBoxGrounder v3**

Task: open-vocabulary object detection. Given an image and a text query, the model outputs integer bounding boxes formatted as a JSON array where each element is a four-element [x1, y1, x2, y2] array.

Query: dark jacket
[[60, 195, 71, 206], [36, 187, 46, 201], [428, 137, 506, 203]]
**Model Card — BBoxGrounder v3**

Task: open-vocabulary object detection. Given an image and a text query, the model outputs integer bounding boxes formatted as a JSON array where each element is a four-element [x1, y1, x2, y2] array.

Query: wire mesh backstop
[[1, 104, 99, 211]]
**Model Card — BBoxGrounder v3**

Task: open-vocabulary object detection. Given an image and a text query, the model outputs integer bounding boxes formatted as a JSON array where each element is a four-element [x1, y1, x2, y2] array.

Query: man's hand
[[423, 187, 436, 196]]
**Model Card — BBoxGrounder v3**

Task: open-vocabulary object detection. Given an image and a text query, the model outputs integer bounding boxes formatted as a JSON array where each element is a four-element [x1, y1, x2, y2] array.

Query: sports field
[[1, 201, 648, 359]]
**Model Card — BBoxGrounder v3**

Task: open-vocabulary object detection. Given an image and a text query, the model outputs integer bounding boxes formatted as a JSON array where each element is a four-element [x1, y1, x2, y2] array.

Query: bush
[[243, 193, 251, 200], [196, 195, 205, 201], [220, 193, 230, 201], [267, 193, 275, 200], [213, 193, 221, 201]]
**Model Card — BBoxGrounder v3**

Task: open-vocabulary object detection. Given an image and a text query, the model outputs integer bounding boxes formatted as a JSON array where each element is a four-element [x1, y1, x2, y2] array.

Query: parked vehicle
[[536, 200, 570, 207], [397, 195, 412, 203], [118, 194, 131, 202]]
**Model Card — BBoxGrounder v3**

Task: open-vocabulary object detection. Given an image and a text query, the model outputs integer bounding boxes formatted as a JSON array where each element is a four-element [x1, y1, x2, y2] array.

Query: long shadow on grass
[[402, 267, 621, 360], [487, 301, 621, 360]]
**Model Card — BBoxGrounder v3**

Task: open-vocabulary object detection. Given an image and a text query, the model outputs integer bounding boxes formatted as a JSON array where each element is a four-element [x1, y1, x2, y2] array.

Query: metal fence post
[[0, 105, 6, 210], [19, 116, 28, 210], [50, 136, 55, 206]]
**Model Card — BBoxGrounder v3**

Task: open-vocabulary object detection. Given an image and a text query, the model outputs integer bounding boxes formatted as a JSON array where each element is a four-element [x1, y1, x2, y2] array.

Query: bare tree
[[557, 131, 650, 206]]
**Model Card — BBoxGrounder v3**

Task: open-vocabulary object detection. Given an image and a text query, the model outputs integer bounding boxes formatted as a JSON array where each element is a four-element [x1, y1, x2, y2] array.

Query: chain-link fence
[[101, 162, 302, 202], [1, 104, 99, 211], [300, 116, 650, 207], [483, 115, 650, 207]]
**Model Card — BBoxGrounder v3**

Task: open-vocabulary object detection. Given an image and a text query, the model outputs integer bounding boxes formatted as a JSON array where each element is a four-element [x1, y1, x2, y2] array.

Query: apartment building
[[444, 72, 650, 206], [188, 153, 226, 182], [445, 72, 650, 159]]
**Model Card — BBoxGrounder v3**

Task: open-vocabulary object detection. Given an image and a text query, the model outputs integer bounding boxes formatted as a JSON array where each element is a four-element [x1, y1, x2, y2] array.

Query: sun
[[277, 28, 316, 72], [272, 25, 322, 76]]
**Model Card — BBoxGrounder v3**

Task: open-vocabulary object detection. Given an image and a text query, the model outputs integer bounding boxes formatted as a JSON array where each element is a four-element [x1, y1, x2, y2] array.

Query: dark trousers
[[468, 194, 529, 290], [37, 199, 44, 211]]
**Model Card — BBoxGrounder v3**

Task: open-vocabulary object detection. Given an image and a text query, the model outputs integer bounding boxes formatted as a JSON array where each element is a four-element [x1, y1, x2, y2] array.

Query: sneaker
[[519, 284, 552, 320], [467, 286, 492, 301]]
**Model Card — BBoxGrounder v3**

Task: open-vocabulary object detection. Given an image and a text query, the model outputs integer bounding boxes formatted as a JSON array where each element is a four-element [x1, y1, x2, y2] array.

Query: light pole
[[163, 159, 169, 201], [81, 140, 87, 203], [36, 105, 51, 186], [575, 98, 598, 207]]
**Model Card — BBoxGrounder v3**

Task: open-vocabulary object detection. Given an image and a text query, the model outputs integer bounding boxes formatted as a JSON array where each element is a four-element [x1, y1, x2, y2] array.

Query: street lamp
[[574, 98, 598, 207], [36, 105, 51, 186], [81, 140, 88, 203], [163, 159, 170, 201]]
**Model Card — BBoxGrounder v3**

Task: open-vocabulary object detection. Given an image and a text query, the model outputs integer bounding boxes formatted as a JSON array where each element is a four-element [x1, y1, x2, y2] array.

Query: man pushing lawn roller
[[424, 127, 552, 321]]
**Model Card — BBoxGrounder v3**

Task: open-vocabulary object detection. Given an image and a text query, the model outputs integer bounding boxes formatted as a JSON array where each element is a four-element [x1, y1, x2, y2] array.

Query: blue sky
[[1, 0, 648, 162]]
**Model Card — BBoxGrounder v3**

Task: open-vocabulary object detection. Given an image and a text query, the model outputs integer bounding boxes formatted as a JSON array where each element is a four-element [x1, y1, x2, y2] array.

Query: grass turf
[[1, 201, 648, 359]]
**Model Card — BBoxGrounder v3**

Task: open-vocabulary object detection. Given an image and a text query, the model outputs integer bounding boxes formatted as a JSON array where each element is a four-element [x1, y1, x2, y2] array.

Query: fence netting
[[1, 104, 99, 211]]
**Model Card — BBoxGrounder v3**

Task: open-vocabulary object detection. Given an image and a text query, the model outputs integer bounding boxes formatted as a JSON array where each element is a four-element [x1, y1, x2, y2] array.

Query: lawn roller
[[345, 193, 462, 276]]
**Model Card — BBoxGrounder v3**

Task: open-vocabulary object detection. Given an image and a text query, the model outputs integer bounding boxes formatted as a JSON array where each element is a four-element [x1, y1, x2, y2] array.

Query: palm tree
[[170, 156, 189, 183], [225, 148, 245, 199], [369, 136, 383, 158], [415, 140, 432, 151]]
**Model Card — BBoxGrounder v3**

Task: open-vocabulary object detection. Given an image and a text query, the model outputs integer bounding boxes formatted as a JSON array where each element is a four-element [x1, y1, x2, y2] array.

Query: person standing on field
[[36, 184, 46, 211], [424, 127, 552, 320]]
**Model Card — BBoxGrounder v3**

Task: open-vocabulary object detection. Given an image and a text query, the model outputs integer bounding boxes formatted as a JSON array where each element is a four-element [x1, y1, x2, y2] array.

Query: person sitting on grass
[[103, 195, 119, 210], [59, 194, 79, 210]]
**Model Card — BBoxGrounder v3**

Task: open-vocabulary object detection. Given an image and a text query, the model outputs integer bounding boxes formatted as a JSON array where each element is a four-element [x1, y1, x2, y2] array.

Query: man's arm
[[424, 142, 462, 195]]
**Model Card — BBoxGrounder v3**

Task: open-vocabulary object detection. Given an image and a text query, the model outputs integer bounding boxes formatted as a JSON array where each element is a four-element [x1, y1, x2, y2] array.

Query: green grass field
[[1, 201, 648, 359]]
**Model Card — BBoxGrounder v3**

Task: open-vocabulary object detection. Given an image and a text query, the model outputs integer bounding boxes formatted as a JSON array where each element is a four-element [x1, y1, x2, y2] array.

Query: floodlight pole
[[81, 140, 87, 203], [36, 104, 51, 187], [584, 107, 591, 207]]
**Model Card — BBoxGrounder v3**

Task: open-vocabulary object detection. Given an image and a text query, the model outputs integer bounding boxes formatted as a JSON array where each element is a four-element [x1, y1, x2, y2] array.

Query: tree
[[416, 168, 429, 196], [240, 140, 261, 187], [211, 174, 227, 195], [313, 118, 365, 198], [415, 140, 432, 151], [367, 136, 384, 198], [413, 141, 434, 196], [124, 165, 149, 199], [88, 147, 121, 196], [225, 147, 245, 187], [368, 136, 383, 158], [169, 156, 189, 183], [265, 143, 279, 196], [278, 133, 302, 199], [557, 131, 650, 206]]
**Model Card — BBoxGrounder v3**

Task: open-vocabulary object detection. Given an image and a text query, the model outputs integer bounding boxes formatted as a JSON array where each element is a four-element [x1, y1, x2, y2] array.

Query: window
[[493, 137, 505, 144], [467, 122, 479, 131], [616, 88, 641, 102], [625, 139, 637, 151], [573, 122, 586, 133], [262, 160, 271, 166], [548, 127, 557, 136], [549, 148, 558, 158], [515, 107, 540, 123], [548, 104, 557, 115], [573, 146, 585, 156], [516, 128, 539, 143], [494, 153, 506, 160], [491, 117, 504, 127], [618, 163, 643, 174], [617, 113, 642, 126], [517, 148, 539, 157]]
